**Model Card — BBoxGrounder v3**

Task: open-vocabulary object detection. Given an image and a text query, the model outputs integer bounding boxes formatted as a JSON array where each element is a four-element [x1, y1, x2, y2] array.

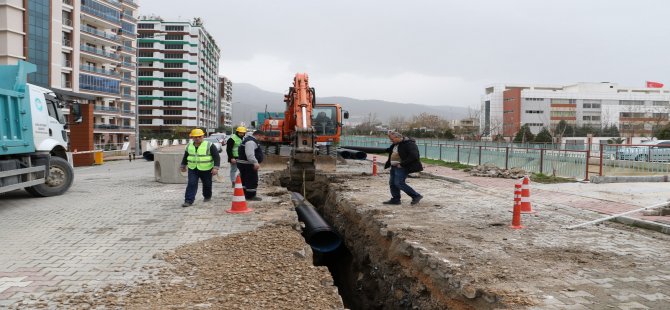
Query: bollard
[[372, 156, 378, 176], [511, 183, 523, 229], [128, 153, 132, 162]]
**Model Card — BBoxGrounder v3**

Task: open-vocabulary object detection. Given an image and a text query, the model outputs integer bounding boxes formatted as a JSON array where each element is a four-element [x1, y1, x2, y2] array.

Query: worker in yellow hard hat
[[179, 128, 221, 207], [225, 126, 247, 188]]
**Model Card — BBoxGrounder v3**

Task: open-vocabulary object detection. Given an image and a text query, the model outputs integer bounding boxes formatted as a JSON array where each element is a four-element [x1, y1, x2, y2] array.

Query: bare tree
[[388, 116, 406, 131]]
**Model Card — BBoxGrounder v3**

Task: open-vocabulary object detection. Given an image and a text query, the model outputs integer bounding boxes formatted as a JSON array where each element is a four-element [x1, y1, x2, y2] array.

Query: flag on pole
[[646, 81, 664, 88]]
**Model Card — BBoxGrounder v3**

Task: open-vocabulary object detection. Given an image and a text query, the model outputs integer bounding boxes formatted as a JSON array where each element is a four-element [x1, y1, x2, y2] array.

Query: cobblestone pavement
[[0, 160, 264, 307]]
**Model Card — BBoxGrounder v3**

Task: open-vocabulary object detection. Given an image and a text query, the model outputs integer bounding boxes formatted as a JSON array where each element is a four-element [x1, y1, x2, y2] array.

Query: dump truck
[[0, 61, 80, 196]]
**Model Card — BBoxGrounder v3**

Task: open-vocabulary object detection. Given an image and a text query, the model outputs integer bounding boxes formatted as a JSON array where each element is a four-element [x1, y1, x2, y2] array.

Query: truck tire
[[26, 157, 74, 197]]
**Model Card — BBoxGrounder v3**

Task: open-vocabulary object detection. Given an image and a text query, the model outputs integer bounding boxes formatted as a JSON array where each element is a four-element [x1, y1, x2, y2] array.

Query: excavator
[[255, 73, 348, 181]]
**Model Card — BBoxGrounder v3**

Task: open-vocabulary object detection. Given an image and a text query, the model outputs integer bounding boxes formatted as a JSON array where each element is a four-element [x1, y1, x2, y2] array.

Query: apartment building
[[481, 83, 670, 138], [136, 17, 221, 135], [218, 76, 233, 130], [0, 0, 139, 149]]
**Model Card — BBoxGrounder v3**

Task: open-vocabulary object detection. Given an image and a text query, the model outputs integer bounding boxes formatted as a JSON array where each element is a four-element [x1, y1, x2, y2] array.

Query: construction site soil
[[23, 159, 670, 309]]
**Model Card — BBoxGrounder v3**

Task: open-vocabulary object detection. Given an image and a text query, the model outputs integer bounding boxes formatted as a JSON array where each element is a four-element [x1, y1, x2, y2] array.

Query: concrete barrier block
[[154, 151, 228, 184], [172, 140, 179, 146]]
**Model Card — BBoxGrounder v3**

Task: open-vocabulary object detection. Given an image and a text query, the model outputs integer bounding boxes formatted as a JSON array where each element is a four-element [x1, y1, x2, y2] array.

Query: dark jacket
[[384, 138, 423, 173], [225, 137, 236, 162], [238, 136, 264, 164]]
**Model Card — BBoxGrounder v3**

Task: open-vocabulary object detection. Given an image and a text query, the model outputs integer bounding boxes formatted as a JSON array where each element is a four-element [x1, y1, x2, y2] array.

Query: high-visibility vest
[[231, 134, 242, 158], [186, 141, 213, 170]]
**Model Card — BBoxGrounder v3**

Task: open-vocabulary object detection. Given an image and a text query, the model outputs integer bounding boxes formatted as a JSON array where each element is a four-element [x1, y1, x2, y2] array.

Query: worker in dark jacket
[[236, 130, 264, 201], [179, 128, 221, 207], [383, 130, 423, 205], [226, 126, 246, 188]]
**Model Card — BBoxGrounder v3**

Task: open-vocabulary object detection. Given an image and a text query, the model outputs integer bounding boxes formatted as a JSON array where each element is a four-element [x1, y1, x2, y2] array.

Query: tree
[[513, 124, 535, 143], [655, 123, 670, 139], [388, 116, 407, 132], [534, 127, 553, 143]]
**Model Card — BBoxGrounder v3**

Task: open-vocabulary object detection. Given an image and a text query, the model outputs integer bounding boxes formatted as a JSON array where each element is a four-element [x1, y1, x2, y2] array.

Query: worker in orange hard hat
[[225, 126, 247, 188], [179, 128, 221, 207]]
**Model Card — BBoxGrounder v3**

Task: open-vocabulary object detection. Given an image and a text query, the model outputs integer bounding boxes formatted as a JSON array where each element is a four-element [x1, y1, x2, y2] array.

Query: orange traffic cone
[[227, 174, 253, 214], [372, 156, 378, 176], [511, 184, 523, 229], [520, 176, 534, 213]]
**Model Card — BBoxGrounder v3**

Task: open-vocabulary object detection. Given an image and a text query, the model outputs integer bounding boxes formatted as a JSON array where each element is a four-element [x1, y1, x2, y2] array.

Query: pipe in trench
[[290, 192, 342, 253], [337, 148, 367, 160], [340, 146, 387, 154]]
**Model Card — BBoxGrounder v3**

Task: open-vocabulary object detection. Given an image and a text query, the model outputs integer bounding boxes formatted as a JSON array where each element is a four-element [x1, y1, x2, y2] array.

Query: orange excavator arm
[[284, 73, 317, 181]]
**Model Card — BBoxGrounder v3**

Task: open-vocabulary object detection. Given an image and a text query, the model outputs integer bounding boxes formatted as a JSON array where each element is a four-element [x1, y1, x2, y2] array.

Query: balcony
[[63, 0, 73, 6], [120, 0, 138, 7], [80, 44, 120, 60], [80, 65, 121, 77], [63, 18, 73, 27], [94, 105, 120, 113], [62, 59, 72, 68], [94, 124, 135, 131], [121, 13, 137, 22], [81, 5, 121, 25], [120, 45, 135, 53], [62, 37, 72, 47], [81, 25, 119, 42], [118, 29, 137, 38], [61, 80, 72, 88]]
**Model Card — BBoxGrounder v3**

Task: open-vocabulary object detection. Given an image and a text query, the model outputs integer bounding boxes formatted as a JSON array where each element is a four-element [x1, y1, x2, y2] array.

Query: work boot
[[231, 183, 235, 188], [247, 196, 262, 201], [182, 202, 193, 208], [203, 198, 211, 202], [410, 195, 423, 205], [382, 199, 401, 205]]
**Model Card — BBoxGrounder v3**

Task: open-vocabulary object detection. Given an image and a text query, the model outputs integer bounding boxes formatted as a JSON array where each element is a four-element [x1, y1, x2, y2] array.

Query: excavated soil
[[45, 225, 343, 309]]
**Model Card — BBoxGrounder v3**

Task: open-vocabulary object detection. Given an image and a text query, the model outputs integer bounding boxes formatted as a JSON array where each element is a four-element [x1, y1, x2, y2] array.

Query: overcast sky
[[139, 0, 670, 108]]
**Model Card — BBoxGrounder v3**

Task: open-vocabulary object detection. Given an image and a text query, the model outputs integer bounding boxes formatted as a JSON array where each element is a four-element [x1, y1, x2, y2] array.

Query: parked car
[[209, 133, 227, 145], [204, 137, 223, 153], [616, 140, 670, 161]]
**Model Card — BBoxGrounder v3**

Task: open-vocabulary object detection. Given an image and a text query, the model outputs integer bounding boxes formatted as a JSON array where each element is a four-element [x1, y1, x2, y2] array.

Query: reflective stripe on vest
[[231, 134, 242, 158], [186, 141, 214, 170]]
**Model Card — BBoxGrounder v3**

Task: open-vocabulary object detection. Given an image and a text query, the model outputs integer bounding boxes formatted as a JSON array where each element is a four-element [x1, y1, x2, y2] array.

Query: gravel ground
[[50, 225, 344, 309]]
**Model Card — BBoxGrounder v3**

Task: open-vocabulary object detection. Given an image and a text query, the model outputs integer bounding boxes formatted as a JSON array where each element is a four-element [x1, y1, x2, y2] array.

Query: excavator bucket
[[262, 154, 337, 173]]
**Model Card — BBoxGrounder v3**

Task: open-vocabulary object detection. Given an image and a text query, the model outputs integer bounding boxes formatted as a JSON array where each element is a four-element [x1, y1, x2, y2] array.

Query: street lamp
[[135, 32, 167, 156]]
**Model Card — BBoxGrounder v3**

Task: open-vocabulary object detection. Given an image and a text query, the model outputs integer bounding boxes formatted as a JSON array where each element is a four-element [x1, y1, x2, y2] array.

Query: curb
[[419, 171, 465, 184], [611, 216, 670, 235], [591, 175, 670, 183]]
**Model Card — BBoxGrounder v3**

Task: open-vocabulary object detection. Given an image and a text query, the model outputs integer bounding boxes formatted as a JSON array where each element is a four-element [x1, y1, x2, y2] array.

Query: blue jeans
[[389, 166, 420, 201], [229, 161, 238, 184], [184, 168, 213, 203]]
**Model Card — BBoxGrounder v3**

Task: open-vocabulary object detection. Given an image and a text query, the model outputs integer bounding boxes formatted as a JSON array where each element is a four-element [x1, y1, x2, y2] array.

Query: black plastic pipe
[[142, 151, 154, 161], [290, 192, 342, 253], [340, 146, 387, 154], [337, 148, 367, 160]]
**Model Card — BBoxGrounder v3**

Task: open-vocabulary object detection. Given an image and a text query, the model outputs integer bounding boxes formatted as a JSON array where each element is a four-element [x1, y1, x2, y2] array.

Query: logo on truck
[[34, 97, 44, 111]]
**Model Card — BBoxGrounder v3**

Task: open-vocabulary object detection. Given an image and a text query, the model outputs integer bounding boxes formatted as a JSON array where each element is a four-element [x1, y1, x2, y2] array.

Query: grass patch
[[421, 158, 472, 170], [530, 173, 575, 184]]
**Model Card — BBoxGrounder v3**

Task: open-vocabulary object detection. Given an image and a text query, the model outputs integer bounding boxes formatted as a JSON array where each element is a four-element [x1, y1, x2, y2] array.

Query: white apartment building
[[218, 76, 232, 130], [136, 18, 221, 135], [481, 83, 670, 138], [0, 0, 139, 148]]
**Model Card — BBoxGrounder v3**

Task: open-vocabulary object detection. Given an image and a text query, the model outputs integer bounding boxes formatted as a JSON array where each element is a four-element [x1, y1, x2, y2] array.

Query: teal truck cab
[[0, 61, 80, 196]]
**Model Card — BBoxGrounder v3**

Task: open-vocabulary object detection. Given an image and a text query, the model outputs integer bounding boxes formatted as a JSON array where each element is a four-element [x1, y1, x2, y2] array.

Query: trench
[[272, 171, 499, 310]]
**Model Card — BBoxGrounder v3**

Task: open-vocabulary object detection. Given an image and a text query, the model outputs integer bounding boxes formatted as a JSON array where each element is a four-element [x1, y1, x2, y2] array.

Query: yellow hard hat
[[189, 128, 205, 137], [236, 126, 247, 133]]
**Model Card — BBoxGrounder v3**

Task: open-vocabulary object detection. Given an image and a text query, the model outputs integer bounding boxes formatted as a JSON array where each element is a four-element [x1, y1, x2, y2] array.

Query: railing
[[81, 25, 119, 42], [118, 29, 137, 38], [63, 0, 73, 6], [63, 59, 72, 68], [121, 61, 135, 68], [63, 18, 72, 27], [81, 5, 120, 24], [94, 124, 135, 130], [94, 105, 120, 112], [94, 143, 129, 151], [80, 44, 120, 60], [121, 0, 138, 7], [121, 45, 136, 53], [121, 13, 137, 22], [62, 38, 72, 47], [121, 77, 133, 83], [80, 65, 120, 77], [62, 80, 72, 88], [103, 0, 121, 6]]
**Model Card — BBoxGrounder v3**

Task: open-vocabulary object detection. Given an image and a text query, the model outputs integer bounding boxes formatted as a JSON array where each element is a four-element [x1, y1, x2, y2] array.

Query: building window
[[138, 109, 152, 115], [550, 99, 577, 104], [653, 101, 669, 106], [138, 23, 154, 29], [164, 110, 183, 115], [165, 35, 184, 40], [164, 91, 182, 96], [619, 100, 644, 106], [525, 110, 543, 114], [164, 72, 183, 77], [139, 119, 153, 124], [138, 71, 153, 76], [583, 103, 601, 109], [138, 90, 152, 96], [527, 123, 544, 127], [138, 100, 153, 105], [164, 101, 182, 106], [164, 63, 183, 68], [165, 44, 184, 50], [138, 80, 152, 86], [524, 98, 544, 101], [27, 1, 50, 86], [164, 81, 182, 87], [164, 119, 182, 125], [138, 51, 153, 57], [164, 53, 183, 59], [620, 112, 646, 118], [138, 42, 154, 48], [165, 25, 185, 31]]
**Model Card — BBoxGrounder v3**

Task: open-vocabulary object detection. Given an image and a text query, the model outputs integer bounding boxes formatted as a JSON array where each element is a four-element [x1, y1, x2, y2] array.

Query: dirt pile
[[52, 225, 343, 309], [465, 163, 527, 178]]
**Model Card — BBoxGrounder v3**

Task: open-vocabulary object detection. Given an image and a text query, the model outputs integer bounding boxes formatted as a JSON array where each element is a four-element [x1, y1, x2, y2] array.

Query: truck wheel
[[26, 157, 74, 197]]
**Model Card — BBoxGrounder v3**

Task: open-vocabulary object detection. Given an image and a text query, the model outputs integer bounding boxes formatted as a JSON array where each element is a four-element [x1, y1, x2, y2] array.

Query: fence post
[[457, 145, 461, 163], [505, 147, 509, 169], [439, 144, 442, 161], [478, 146, 482, 165], [424, 144, 428, 158], [539, 149, 544, 174], [599, 144, 604, 176], [584, 149, 590, 181]]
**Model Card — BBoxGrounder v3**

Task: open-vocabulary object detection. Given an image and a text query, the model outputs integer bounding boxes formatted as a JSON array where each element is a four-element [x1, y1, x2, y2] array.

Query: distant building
[[481, 83, 670, 138], [136, 17, 220, 134], [0, 0, 140, 148], [218, 76, 232, 130], [450, 117, 479, 137]]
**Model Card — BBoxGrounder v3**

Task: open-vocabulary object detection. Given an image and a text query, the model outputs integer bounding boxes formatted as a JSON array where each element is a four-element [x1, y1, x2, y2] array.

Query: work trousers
[[229, 161, 238, 185], [237, 163, 258, 199], [184, 168, 213, 203], [389, 166, 420, 202]]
